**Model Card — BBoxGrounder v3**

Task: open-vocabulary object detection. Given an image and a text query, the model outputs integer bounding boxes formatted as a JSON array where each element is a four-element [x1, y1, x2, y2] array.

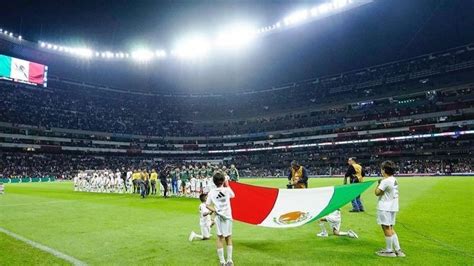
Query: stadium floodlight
[[105, 51, 114, 58], [95, 52, 100, 57], [59, 46, 64, 51], [9, 32, 13, 37], [131, 49, 154, 61], [316, 2, 334, 15], [53, 45, 58, 50], [47, 44, 52, 49], [18, 35, 22, 40], [333, 0, 350, 9], [155, 50, 167, 58], [75, 48, 93, 58], [40, 42, 46, 48], [4, 31, 8, 35], [284, 9, 309, 25], [101, 52, 106, 58], [215, 24, 257, 49], [173, 35, 210, 59]]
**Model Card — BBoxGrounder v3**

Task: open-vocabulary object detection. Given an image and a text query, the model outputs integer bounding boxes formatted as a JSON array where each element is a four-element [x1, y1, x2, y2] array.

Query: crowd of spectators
[[0, 43, 472, 137], [1, 152, 472, 179], [1, 45, 473, 179]]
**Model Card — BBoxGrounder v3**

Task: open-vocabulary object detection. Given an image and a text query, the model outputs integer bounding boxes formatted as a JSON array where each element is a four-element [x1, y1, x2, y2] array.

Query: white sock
[[338, 231, 349, 236], [392, 234, 401, 251], [385, 236, 393, 252], [319, 223, 327, 234], [217, 248, 225, 263], [194, 234, 203, 240], [227, 245, 233, 262]]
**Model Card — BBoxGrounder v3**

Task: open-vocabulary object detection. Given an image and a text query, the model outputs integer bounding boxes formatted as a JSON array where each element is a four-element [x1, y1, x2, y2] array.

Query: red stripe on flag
[[229, 181, 279, 225], [28, 62, 45, 84]]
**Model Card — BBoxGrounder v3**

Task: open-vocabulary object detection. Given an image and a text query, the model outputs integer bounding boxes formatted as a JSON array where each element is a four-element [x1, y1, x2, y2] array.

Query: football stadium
[[1, 0, 473, 265]]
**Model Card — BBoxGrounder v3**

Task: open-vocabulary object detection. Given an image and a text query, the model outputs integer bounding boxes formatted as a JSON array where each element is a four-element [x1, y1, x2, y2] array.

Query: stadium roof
[[0, 0, 473, 93]]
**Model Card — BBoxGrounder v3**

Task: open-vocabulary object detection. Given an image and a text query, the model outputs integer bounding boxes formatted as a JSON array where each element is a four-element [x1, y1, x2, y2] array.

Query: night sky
[[1, 0, 474, 93]]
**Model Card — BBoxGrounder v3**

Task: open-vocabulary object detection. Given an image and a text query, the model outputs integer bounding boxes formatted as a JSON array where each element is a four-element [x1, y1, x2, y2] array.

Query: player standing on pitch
[[228, 164, 240, 182], [375, 161, 405, 257]]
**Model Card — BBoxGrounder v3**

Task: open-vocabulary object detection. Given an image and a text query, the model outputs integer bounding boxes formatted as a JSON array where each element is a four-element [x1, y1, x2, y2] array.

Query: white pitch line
[[0, 200, 66, 207], [0, 227, 87, 266]]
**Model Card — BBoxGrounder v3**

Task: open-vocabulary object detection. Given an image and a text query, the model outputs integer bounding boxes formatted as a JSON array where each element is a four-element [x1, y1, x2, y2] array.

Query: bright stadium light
[[53, 45, 58, 50], [131, 49, 154, 61], [155, 50, 167, 58], [18, 35, 22, 40], [40, 42, 46, 48], [173, 35, 210, 59], [74, 48, 93, 58], [95, 52, 100, 57], [333, 0, 350, 8], [316, 2, 334, 15], [215, 24, 257, 49], [9, 32, 13, 37], [284, 9, 309, 25]]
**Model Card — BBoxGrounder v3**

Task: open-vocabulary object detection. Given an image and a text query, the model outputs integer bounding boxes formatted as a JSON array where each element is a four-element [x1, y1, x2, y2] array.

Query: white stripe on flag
[[259, 186, 334, 228], [10, 58, 29, 82]]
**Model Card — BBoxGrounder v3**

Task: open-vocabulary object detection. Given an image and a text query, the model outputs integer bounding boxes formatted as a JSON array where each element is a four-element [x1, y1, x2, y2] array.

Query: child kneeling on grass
[[189, 193, 214, 241], [206, 171, 235, 266], [317, 209, 358, 238]]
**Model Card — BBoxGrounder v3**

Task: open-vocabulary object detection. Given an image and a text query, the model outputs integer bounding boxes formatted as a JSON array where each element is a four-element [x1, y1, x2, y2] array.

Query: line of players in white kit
[[73, 163, 240, 198], [74, 170, 129, 193]]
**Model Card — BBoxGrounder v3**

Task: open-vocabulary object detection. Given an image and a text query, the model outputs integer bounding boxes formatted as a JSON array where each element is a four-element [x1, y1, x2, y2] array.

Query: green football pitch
[[1, 177, 473, 265]]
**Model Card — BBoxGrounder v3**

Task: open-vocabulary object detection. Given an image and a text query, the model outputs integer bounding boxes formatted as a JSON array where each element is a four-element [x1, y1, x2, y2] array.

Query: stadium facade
[[0, 33, 473, 179]]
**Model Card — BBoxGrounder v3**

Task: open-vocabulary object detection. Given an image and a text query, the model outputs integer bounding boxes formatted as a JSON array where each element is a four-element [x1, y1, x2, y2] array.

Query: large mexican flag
[[229, 180, 375, 228]]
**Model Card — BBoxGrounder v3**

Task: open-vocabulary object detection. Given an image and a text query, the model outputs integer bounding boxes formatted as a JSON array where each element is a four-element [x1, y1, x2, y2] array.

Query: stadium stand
[[1, 44, 473, 179]]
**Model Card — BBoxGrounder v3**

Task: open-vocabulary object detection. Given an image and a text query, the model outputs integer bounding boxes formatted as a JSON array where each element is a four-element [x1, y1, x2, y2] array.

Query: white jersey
[[190, 178, 197, 190], [126, 171, 132, 181], [206, 186, 235, 220], [377, 176, 399, 212], [199, 203, 212, 226], [324, 210, 341, 231]]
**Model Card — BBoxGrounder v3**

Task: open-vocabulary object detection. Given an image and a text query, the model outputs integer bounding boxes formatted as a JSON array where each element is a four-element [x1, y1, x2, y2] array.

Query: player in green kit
[[228, 164, 240, 182], [206, 163, 214, 178]]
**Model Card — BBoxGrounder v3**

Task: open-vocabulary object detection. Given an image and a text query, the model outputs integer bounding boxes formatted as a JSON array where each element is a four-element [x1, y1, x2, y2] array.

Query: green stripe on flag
[[0, 55, 12, 78], [308, 180, 377, 223]]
